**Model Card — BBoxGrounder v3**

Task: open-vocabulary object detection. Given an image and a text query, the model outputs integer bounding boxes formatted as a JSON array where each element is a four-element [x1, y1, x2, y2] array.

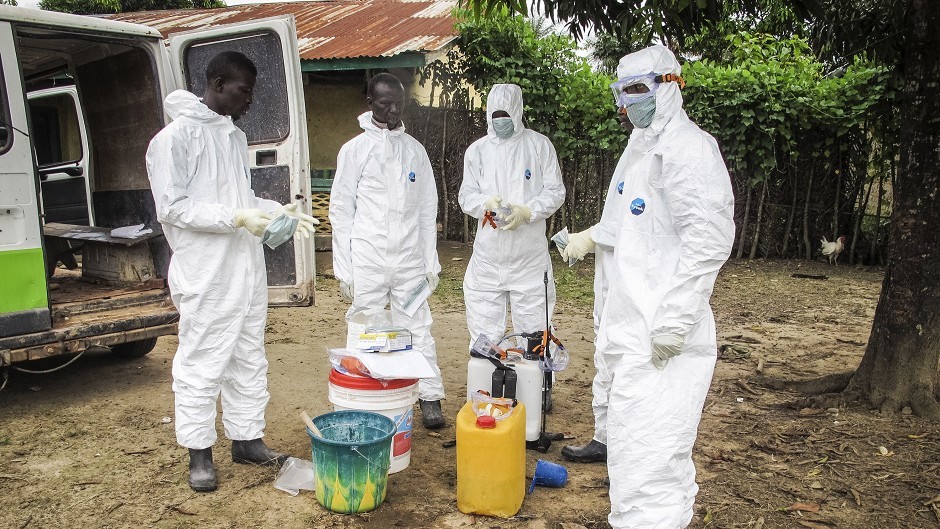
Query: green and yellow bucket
[[308, 410, 395, 513]]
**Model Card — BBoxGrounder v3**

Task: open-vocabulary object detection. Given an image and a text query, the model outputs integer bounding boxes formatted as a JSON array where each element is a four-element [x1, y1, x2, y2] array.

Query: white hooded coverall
[[599, 46, 735, 528], [459, 84, 565, 346], [146, 90, 281, 450], [330, 112, 444, 400]]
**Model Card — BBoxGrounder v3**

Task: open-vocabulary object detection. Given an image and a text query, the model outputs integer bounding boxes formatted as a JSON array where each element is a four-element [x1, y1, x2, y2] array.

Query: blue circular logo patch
[[630, 197, 646, 215], [408, 171, 416, 182], [617, 181, 624, 195], [524, 169, 531, 180]]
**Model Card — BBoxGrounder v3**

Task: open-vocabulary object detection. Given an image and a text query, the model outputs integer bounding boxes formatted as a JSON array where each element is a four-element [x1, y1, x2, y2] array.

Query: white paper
[[62, 231, 111, 242], [110, 223, 153, 239], [350, 350, 436, 379]]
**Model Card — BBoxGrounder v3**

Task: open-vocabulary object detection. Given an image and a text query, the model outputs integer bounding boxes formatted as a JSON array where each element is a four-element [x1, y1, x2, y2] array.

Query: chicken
[[820, 235, 846, 265]]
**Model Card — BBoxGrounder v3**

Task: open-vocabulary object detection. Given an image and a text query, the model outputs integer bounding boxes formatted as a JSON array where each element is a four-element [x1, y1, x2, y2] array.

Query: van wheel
[[111, 338, 158, 358]]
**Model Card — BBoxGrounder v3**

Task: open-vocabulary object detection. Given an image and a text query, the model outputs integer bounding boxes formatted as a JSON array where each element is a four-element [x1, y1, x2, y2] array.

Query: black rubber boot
[[419, 399, 445, 429], [231, 438, 288, 467], [560, 439, 607, 463], [188, 448, 218, 492]]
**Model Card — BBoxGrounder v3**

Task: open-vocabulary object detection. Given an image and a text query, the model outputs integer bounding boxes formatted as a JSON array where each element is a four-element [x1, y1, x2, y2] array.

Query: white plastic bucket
[[328, 369, 420, 474]]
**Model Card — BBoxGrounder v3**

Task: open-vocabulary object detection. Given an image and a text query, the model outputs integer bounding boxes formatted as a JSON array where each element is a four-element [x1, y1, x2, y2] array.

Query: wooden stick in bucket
[[300, 410, 324, 438]]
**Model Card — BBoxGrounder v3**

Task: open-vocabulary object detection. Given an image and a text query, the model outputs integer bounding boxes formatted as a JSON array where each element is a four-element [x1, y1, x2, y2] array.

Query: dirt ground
[[2, 242, 939, 529]]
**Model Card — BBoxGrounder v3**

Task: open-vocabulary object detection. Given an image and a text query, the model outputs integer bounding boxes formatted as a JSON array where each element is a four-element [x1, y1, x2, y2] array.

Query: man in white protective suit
[[563, 45, 735, 528], [329, 73, 446, 429], [458, 84, 565, 392], [146, 51, 318, 492]]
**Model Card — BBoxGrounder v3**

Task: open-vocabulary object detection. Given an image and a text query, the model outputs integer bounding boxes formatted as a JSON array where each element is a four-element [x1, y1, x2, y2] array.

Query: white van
[[0, 6, 314, 370]]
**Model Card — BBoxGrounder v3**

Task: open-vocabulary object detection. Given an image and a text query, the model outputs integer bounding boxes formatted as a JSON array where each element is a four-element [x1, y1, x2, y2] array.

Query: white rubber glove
[[651, 334, 684, 369], [500, 204, 532, 231], [339, 281, 354, 303], [483, 195, 502, 212], [233, 209, 273, 237], [561, 228, 596, 261], [426, 272, 440, 292], [276, 202, 320, 238]]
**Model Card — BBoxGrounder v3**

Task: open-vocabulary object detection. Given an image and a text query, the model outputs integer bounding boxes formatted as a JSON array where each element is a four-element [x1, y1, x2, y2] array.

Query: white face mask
[[492, 116, 515, 138]]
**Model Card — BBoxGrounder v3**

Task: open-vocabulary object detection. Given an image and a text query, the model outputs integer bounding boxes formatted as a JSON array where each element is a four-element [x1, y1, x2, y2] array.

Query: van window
[[30, 93, 83, 166], [183, 33, 290, 145], [0, 57, 11, 155]]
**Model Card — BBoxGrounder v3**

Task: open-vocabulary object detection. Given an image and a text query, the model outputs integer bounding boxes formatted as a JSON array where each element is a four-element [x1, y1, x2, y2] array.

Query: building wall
[[304, 75, 368, 172], [302, 68, 441, 173]]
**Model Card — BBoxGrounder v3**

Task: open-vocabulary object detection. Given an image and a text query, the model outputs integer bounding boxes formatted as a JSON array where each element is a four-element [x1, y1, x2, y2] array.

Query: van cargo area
[[0, 267, 177, 365], [1, 15, 178, 368]]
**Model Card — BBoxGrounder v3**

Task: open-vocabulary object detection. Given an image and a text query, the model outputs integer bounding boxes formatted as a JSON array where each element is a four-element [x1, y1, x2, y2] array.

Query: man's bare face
[[368, 82, 406, 130], [214, 70, 256, 121]]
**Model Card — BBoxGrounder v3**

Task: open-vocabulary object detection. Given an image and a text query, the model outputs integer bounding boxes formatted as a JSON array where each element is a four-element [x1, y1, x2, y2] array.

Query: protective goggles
[[610, 72, 686, 108]]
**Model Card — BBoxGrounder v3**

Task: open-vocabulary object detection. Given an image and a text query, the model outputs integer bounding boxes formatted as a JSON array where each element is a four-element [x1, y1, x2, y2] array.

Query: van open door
[[0, 21, 51, 338], [165, 16, 315, 306], [29, 85, 94, 227]]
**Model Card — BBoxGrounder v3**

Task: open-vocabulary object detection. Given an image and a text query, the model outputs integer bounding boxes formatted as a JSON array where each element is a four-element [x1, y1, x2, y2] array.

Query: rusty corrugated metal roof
[[104, 0, 457, 61]]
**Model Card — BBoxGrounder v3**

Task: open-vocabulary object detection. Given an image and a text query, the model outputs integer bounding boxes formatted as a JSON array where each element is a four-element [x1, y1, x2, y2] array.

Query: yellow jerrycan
[[456, 401, 526, 517]]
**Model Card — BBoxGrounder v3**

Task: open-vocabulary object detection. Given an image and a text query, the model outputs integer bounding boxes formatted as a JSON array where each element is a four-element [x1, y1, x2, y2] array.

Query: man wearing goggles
[[560, 45, 735, 529]]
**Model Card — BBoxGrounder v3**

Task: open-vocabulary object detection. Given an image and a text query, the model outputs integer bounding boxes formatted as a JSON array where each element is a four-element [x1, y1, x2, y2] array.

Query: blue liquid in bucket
[[309, 410, 395, 513]]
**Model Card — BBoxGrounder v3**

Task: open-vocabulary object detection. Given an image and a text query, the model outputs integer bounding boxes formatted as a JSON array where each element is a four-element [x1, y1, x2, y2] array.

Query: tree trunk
[[439, 109, 450, 241], [847, 139, 870, 265], [845, 0, 940, 418], [851, 167, 876, 265], [832, 156, 841, 241], [735, 183, 752, 259], [781, 167, 798, 257], [748, 177, 768, 260], [596, 153, 607, 222], [870, 169, 885, 264], [802, 164, 815, 260]]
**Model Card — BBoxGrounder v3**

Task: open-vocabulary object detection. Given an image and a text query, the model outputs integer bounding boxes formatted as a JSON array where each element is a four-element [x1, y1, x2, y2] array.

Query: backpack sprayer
[[466, 270, 568, 452]]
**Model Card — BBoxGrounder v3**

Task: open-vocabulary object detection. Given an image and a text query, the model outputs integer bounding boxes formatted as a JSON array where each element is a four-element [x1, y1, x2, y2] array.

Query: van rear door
[[165, 16, 315, 306], [0, 21, 51, 337]]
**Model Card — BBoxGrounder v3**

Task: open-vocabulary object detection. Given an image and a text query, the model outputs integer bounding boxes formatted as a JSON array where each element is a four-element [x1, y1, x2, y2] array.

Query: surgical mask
[[626, 96, 657, 129], [492, 117, 515, 139], [260, 213, 299, 249]]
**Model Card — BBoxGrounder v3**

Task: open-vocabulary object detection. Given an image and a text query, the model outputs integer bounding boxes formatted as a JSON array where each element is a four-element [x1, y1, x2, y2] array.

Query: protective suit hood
[[163, 89, 235, 128], [485, 84, 525, 140], [616, 45, 684, 138]]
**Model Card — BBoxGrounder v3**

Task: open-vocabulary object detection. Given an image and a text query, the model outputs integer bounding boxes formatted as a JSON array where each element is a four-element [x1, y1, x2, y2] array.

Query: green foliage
[[0, 0, 18, 6], [589, 32, 653, 76], [683, 32, 887, 188], [425, 10, 622, 159], [39, 0, 223, 14]]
